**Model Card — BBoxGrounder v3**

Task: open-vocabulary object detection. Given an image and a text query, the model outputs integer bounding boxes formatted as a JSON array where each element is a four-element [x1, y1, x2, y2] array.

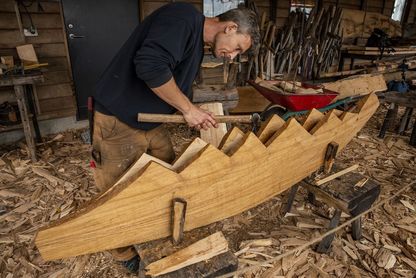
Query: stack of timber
[[322, 73, 387, 101], [340, 9, 402, 45], [1, 103, 416, 277], [250, 6, 343, 81], [34, 93, 379, 260]]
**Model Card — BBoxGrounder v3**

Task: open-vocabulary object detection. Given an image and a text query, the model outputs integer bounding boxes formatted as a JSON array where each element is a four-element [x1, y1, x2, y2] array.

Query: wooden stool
[[283, 166, 380, 253], [379, 91, 416, 146]]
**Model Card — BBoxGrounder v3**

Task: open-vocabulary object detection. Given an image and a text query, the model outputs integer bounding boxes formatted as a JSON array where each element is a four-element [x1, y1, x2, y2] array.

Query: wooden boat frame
[[35, 94, 379, 261]]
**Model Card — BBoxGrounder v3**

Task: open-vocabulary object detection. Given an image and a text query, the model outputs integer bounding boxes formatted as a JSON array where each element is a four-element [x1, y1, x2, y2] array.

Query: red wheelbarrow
[[247, 80, 345, 120]]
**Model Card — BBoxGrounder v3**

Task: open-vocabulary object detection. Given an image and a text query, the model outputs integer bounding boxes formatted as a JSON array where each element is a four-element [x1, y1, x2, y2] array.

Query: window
[[290, 0, 314, 16], [391, 0, 406, 21], [203, 0, 245, 17]]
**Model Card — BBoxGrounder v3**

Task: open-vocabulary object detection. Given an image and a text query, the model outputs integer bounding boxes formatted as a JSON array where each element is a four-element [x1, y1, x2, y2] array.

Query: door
[[61, 0, 140, 119]]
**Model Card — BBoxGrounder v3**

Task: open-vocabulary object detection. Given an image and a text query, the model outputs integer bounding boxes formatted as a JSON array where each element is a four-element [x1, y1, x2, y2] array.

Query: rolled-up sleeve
[[134, 17, 191, 88]]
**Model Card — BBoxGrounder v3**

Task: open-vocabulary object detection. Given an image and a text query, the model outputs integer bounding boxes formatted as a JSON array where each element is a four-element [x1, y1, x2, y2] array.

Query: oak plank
[[257, 114, 286, 143], [219, 127, 245, 154], [145, 232, 229, 277]]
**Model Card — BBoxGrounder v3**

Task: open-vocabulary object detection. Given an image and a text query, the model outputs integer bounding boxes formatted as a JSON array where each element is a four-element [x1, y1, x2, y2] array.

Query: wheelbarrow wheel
[[261, 104, 287, 121]]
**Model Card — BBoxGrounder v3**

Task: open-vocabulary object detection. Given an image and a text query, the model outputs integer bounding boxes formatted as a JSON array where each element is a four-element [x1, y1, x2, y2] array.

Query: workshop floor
[[0, 103, 415, 277]]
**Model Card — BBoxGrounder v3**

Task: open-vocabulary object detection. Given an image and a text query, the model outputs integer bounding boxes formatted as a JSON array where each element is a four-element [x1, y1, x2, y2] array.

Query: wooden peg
[[171, 198, 187, 244], [324, 141, 339, 174]]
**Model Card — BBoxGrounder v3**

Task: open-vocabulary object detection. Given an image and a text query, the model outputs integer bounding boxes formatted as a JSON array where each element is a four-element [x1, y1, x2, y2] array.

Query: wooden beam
[[34, 94, 379, 260], [323, 142, 339, 174], [315, 164, 359, 186], [171, 198, 187, 244], [145, 232, 229, 277], [323, 74, 387, 101]]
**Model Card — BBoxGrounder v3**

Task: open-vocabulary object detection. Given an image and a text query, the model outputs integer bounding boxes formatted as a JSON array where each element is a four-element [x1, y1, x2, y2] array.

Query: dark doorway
[[61, 0, 140, 119]]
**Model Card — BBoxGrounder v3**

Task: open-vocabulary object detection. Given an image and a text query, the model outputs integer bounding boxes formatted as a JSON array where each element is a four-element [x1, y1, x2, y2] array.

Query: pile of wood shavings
[[0, 104, 415, 277]]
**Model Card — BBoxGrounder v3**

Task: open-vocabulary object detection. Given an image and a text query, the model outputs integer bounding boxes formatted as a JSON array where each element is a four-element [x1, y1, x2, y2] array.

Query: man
[[92, 2, 259, 272]]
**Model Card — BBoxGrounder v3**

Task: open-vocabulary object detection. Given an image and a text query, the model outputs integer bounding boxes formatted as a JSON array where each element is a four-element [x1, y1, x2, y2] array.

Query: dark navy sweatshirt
[[94, 3, 205, 130]]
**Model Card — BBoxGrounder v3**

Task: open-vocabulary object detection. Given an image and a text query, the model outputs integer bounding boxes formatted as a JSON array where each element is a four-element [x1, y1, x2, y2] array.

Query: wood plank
[[38, 96, 75, 113], [42, 57, 70, 71], [172, 138, 208, 172], [257, 115, 285, 144], [113, 153, 172, 184], [302, 109, 325, 132], [310, 110, 342, 136], [145, 232, 229, 277], [230, 86, 270, 114], [35, 43, 67, 58], [171, 198, 187, 244], [16, 44, 38, 64], [0, 30, 25, 47], [42, 71, 72, 85], [341, 9, 401, 39], [0, 29, 64, 48], [199, 102, 227, 148], [21, 13, 62, 29], [0, 12, 20, 29], [105, 137, 208, 200], [36, 83, 73, 100], [218, 127, 245, 154], [34, 94, 379, 260], [0, 2, 61, 13], [315, 164, 359, 186], [323, 74, 387, 101]]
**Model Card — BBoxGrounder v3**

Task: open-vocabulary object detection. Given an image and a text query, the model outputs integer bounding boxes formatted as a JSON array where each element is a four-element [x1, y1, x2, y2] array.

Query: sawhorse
[[283, 165, 380, 253]]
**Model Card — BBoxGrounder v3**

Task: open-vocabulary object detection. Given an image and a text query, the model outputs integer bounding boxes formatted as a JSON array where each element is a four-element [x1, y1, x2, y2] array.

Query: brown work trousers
[[92, 111, 175, 261]]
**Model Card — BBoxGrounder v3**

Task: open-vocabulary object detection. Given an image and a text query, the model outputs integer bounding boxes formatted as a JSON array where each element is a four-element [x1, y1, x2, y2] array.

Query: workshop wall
[[322, 0, 395, 15], [0, 0, 75, 121]]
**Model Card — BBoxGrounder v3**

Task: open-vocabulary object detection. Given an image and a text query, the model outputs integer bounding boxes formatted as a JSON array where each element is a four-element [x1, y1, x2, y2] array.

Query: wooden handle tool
[[138, 113, 258, 124]]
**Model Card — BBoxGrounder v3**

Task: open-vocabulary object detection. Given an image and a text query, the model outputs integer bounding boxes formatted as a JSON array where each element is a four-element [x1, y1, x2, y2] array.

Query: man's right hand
[[151, 77, 218, 130], [183, 105, 218, 130]]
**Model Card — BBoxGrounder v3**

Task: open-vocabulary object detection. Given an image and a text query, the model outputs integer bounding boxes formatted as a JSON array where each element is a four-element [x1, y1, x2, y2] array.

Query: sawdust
[[0, 103, 415, 277]]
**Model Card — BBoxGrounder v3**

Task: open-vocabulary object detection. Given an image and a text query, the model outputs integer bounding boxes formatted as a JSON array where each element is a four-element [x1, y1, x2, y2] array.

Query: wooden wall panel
[[39, 96, 76, 112], [0, 0, 75, 121], [0, 2, 61, 13]]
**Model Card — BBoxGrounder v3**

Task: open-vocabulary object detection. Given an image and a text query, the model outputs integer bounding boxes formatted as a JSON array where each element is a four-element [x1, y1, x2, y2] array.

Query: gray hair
[[218, 8, 260, 56]]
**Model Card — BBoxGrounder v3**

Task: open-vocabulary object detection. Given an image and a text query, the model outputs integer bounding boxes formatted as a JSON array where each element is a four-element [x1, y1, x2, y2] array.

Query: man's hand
[[151, 77, 218, 130], [183, 105, 218, 130]]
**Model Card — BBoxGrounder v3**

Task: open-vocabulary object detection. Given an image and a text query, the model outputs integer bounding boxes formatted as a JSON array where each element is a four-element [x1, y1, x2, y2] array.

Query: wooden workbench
[[0, 73, 44, 161]]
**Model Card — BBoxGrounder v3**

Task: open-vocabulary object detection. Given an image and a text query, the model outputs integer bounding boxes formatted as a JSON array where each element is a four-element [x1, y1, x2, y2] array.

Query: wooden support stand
[[378, 91, 416, 147], [0, 74, 44, 162], [171, 198, 187, 244], [284, 164, 380, 253], [323, 141, 339, 174], [138, 232, 237, 278]]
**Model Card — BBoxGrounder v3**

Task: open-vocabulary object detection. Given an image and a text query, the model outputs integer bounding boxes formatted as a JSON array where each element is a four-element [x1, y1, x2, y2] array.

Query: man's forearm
[[151, 77, 217, 129], [151, 77, 193, 114]]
